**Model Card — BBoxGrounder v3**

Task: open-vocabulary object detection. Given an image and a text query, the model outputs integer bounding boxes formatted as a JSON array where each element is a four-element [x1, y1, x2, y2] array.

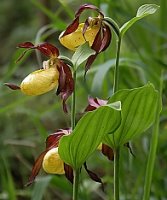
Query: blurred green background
[[0, 0, 167, 199]]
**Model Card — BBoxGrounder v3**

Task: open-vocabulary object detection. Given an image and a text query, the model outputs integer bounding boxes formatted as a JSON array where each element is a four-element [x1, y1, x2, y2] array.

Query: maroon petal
[[26, 150, 47, 186], [99, 25, 112, 52], [56, 61, 74, 113], [75, 4, 104, 18], [102, 144, 114, 161], [61, 17, 79, 37], [64, 163, 73, 183], [16, 42, 59, 62], [85, 97, 107, 111], [46, 128, 71, 149], [17, 42, 34, 49], [85, 54, 98, 75], [84, 162, 104, 190], [36, 43, 59, 57], [4, 83, 20, 90]]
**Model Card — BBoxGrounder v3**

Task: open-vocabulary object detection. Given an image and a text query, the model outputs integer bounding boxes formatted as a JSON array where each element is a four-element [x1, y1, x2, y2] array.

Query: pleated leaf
[[104, 83, 160, 148], [120, 4, 159, 36], [58, 102, 121, 169], [71, 42, 96, 69]]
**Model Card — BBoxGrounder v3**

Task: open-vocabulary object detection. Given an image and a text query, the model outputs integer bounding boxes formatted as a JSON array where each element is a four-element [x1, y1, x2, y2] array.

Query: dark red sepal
[[25, 150, 47, 186], [17, 42, 34, 49], [75, 4, 104, 18], [56, 61, 74, 113], [4, 83, 20, 90], [16, 42, 59, 63], [99, 25, 112, 52], [61, 17, 79, 37], [64, 163, 74, 184], [46, 128, 71, 149], [102, 144, 114, 161], [84, 162, 104, 190], [85, 97, 107, 112]]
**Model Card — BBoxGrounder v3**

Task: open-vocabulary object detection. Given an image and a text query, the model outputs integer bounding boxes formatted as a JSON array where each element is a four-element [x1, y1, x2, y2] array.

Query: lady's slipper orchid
[[59, 4, 112, 73], [26, 128, 73, 186], [5, 42, 74, 112]]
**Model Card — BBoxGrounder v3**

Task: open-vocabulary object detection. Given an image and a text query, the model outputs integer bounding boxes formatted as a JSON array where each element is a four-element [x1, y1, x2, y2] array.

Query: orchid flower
[[59, 4, 112, 73], [5, 42, 74, 112], [26, 128, 73, 186]]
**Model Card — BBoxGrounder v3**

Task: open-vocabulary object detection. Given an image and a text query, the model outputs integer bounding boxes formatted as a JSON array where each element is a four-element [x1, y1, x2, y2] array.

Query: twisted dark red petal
[[4, 83, 20, 90], [17, 42, 34, 48], [16, 42, 59, 62], [57, 61, 74, 113], [75, 4, 104, 18], [99, 25, 112, 52], [84, 162, 104, 190], [102, 144, 114, 161], [26, 150, 47, 186], [36, 43, 59, 57], [61, 17, 79, 37], [64, 163, 74, 183]]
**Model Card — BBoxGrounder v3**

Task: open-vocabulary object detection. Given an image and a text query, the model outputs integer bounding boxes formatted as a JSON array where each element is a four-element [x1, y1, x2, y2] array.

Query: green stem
[[112, 36, 122, 200], [113, 37, 122, 93], [71, 69, 80, 200], [73, 169, 80, 200], [142, 77, 162, 200], [71, 70, 76, 130], [114, 147, 120, 200]]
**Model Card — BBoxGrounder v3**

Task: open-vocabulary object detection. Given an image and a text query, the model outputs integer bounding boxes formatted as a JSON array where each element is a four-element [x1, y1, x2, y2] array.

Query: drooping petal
[[4, 83, 20, 90], [102, 144, 114, 161], [56, 62, 74, 113], [99, 25, 112, 52], [84, 162, 104, 190], [26, 150, 47, 186], [64, 163, 74, 183]]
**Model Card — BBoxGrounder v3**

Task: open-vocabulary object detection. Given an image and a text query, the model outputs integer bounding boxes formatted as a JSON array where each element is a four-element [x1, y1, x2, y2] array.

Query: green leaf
[[71, 42, 96, 69], [120, 4, 159, 36], [58, 102, 121, 169], [104, 83, 161, 148]]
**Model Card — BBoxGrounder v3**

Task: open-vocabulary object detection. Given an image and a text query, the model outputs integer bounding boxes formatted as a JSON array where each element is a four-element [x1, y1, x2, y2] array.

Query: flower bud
[[59, 23, 99, 51], [20, 67, 59, 96], [42, 147, 65, 174]]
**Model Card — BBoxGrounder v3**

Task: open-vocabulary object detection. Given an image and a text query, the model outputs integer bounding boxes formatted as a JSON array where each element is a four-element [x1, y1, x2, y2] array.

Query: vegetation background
[[0, 0, 166, 199]]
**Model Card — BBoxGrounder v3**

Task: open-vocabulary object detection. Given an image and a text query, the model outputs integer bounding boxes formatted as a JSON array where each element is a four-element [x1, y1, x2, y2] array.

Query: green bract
[[120, 4, 159, 36], [72, 42, 96, 70], [104, 83, 161, 148], [58, 102, 121, 169]]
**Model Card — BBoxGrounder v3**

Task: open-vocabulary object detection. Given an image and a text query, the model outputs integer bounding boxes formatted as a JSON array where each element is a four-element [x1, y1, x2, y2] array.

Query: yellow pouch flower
[[20, 67, 59, 96], [42, 147, 65, 174], [59, 23, 99, 51]]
